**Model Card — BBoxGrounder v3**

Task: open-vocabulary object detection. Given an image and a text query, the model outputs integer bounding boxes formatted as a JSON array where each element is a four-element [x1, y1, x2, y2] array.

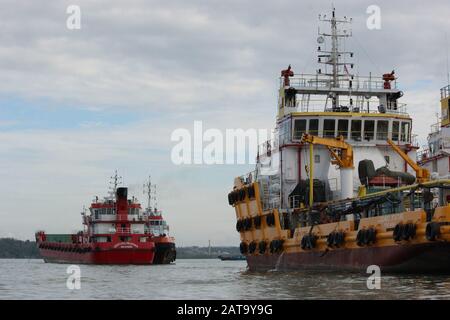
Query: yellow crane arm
[[301, 134, 354, 168], [386, 138, 430, 182]]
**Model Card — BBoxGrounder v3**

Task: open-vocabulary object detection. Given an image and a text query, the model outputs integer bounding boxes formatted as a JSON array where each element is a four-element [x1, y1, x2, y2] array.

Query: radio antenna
[[446, 33, 450, 86]]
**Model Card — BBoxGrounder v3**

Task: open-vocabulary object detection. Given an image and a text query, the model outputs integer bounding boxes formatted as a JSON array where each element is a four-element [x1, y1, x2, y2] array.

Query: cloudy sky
[[0, 0, 449, 245]]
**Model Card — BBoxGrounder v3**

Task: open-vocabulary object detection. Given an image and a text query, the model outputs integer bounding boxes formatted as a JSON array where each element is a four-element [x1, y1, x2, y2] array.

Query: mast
[[109, 170, 122, 199], [143, 176, 158, 212], [318, 8, 353, 109]]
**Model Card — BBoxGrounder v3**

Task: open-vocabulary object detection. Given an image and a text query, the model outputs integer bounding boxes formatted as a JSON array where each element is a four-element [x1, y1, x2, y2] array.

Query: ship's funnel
[[116, 187, 128, 199]]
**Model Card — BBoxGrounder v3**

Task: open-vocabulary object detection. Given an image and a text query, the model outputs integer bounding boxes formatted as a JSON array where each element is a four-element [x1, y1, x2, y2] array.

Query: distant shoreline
[[0, 238, 239, 260]]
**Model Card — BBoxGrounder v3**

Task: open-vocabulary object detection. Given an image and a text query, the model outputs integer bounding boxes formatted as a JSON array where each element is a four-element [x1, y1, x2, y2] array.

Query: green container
[[45, 234, 73, 243]]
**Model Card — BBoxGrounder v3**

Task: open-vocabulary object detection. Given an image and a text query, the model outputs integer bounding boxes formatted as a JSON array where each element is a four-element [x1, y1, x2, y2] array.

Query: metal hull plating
[[153, 241, 176, 264], [246, 242, 450, 273]]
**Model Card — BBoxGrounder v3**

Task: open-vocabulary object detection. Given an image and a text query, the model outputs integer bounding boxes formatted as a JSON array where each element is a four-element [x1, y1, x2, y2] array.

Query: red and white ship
[[35, 172, 176, 265]]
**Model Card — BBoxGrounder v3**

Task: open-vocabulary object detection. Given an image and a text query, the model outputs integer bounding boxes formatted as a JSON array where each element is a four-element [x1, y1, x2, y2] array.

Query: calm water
[[1, 259, 450, 299]]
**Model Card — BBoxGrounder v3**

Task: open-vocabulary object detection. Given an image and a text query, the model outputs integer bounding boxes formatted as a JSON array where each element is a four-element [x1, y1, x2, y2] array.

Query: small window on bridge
[[351, 120, 362, 141], [293, 119, 307, 140]]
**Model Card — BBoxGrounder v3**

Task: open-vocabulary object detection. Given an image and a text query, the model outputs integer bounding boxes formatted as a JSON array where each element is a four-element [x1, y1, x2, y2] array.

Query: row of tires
[[301, 230, 347, 250], [228, 185, 256, 206], [240, 222, 443, 254], [240, 239, 284, 254], [39, 243, 92, 253], [236, 213, 276, 232], [393, 222, 441, 242]]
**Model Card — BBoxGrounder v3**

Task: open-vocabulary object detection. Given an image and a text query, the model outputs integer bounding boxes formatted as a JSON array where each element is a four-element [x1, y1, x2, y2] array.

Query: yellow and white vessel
[[228, 9, 450, 272]]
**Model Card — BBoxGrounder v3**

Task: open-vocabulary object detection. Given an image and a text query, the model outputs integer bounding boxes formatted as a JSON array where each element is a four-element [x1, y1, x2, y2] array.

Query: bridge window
[[323, 119, 336, 137], [337, 119, 349, 139], [392, 121, 400, 141], [308, 119, 319, 136], [401, 122, 410, 142], [351, 120, 362, 141], [376, 120, 389, 140], [293, 119, 307, 140], [364, 120, 375, 141]]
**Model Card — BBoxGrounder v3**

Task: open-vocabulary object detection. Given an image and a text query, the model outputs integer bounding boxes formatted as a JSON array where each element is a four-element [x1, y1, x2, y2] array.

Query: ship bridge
[[253, 9, 418, 211]]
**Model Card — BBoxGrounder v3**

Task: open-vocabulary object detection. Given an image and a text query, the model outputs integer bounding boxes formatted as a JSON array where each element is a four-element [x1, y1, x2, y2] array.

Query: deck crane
[[301, 134, 354, 205], [386, 138, 430, 183]]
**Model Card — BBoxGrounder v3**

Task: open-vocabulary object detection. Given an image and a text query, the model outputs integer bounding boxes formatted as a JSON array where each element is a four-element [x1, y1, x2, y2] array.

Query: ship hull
[[38, 247, 155, 265], [153, 240, 176, 264], [246, 242, 450, 273]]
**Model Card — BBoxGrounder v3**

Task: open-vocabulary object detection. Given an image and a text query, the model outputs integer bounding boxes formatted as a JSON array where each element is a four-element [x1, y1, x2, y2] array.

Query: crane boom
[[301, 134, 355, 203], [386, 139, 430, 183], [301, 134, 354, 168]]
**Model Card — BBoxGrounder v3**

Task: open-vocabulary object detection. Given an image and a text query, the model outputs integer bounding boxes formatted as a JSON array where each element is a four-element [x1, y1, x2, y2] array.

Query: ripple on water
[[1, 259, 450, 299]]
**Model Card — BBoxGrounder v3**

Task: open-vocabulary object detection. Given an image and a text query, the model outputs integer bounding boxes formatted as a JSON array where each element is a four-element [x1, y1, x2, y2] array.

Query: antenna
[[109, 170, 122, 198], [446, 33, 450, 86], [143, 176, 158, 212], [318, 8, 353, 109]]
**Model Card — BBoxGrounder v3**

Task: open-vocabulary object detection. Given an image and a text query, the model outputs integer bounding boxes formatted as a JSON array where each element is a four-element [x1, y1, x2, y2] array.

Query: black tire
[[393, 224, 402, 242], [301, 236, 307, 250], [249, 241, 257, 254], [239, 242, 248, 254], [426, 222, 440, 241], [337, 232, 345, 247], [266, 214, 275, 226], [327, 232, 335, 247], [408, 223, 417, 239], [356, 230, 364, 247], [358, 159, 376, 185], [367, 228, 377, 245], [254, 216, 261, 229], [236, 220, 242, 232], [334, 231, 344, 247], [258, 241, 267, 254], [401, 224, 410, 241]]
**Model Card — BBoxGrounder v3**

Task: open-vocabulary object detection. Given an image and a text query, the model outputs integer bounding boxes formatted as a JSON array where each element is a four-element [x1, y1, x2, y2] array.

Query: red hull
[[39, 247, 155, 265], [246, 242, 450, 273]]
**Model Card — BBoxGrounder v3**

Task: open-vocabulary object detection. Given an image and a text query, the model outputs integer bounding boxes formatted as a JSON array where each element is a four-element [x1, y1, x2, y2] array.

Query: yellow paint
[[253, 182, 266, 241], [358, 185, 367, 197], [441, 94, 450, 126], [302, 134, 353, 168], [387, 138, 430, 182], [289, 111, 411, 120]]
